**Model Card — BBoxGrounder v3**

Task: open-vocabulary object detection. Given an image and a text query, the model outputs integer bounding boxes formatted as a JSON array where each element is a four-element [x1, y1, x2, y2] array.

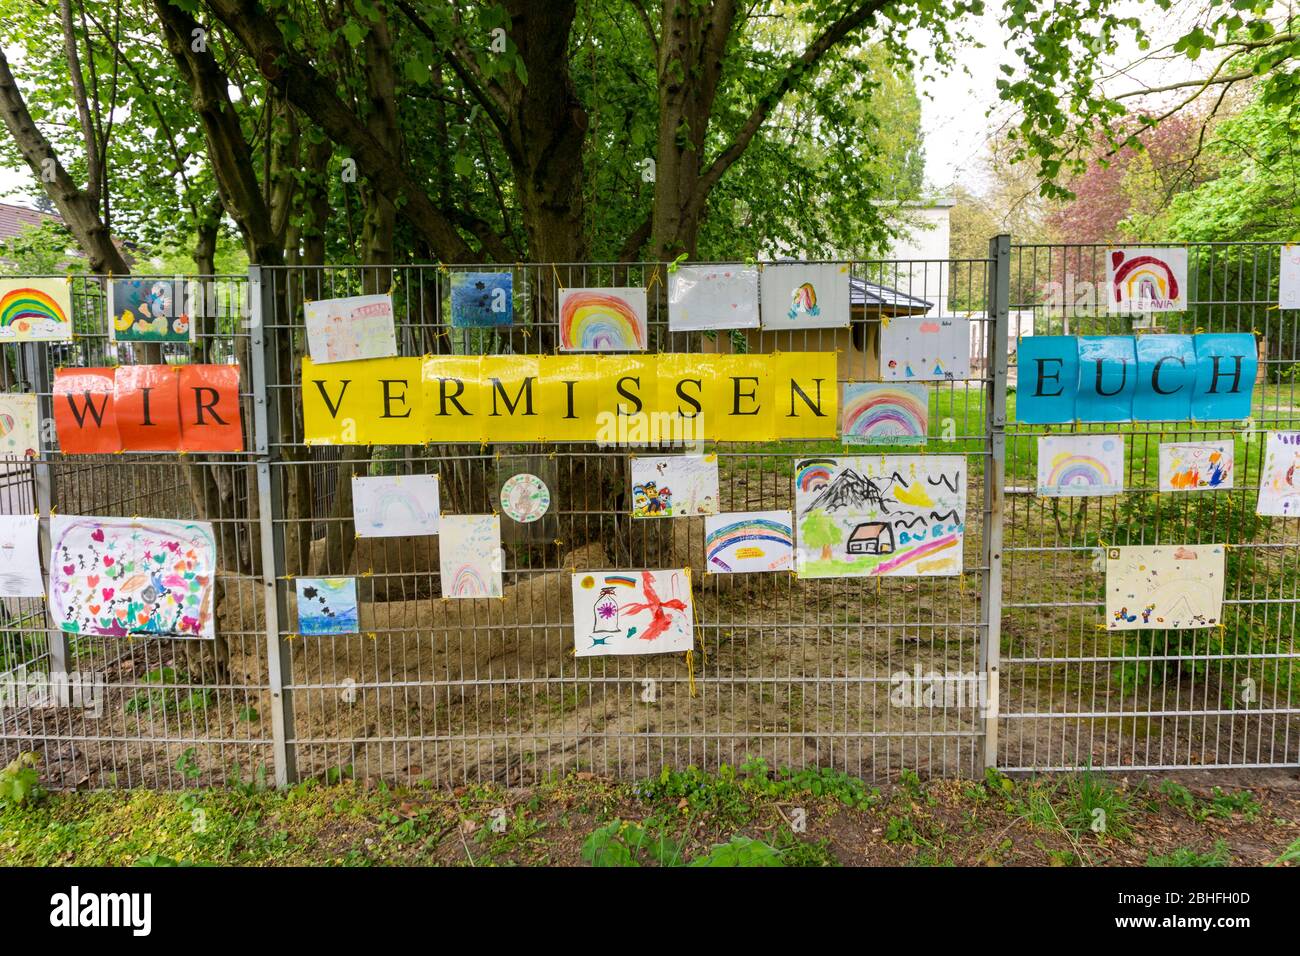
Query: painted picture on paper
[[439, 515, 503, 598], [794, 455, 966, 578], [0, 278, 73, 342], [500, 473, 550, 523], [572, 569, 694, 656], [631, 454, 719, 517], [1280, 245, 1300, 310], [841, 383, 927, 446], [558, 287, 647, 352], [1036, 435, 1124, 497], [109, 279, 192, 343], [352, 474, 440, 537], [295, 577, 359, 635], [450, 271, 513, 328], [667, 264, 759, 331], [704, 511, 793, 573], [0, 392, 40, 458], [1257, 431, 1300, 516], [759, 262, 850, 330], [48, 516, 217, 639], [1107, 247, 1188, 313], [0, 514, 44, 597], [1158, 440, 1234, 492], [304, 293, 399, 363], [1105, 545, 1224, 630], [880, 315, 971, 381]]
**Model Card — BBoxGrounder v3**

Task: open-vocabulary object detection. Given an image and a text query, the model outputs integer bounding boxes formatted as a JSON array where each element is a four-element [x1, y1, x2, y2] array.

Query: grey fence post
[[248, 265, 296, 786], [980, 234, 1011, 773]]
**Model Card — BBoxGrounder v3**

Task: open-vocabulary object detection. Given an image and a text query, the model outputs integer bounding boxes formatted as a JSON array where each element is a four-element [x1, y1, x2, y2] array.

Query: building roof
[[0, 202, 59, 243], [850, 275, 932, 314]]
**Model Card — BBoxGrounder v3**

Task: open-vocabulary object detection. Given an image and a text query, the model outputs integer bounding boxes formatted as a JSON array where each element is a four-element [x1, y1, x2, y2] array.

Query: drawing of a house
[[847, 521, 894, 555]]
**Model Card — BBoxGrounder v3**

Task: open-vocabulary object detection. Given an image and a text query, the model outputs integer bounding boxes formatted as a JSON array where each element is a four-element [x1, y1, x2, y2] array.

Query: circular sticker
[[500, 473, 551, 523]]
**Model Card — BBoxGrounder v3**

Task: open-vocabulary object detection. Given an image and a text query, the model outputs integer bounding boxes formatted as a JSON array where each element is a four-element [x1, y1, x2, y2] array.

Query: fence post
[[248, 265, 296, 786], [980, 234, 1010, 773]]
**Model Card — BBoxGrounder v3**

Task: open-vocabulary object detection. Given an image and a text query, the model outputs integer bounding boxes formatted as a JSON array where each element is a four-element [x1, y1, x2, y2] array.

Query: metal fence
[[1, 239, 1297, 790]]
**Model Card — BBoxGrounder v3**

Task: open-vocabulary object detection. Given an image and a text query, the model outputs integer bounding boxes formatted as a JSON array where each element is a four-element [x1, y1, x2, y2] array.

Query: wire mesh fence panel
[[998, 243, 1300, 771], [0, 275, 273, 790]]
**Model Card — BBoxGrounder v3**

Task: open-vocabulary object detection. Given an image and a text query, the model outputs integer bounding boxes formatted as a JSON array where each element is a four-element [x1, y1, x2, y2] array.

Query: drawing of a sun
[[580, 575, 595, 589]]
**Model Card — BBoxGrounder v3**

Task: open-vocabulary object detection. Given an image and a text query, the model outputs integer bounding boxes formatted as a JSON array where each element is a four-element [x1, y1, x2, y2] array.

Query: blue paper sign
[[450, 272, 513, 328], [1076, 336, 1136, 422], [1016, 335, 1078, 423], [1192, 334, 1256, 420], [1134, 334, 1195, 421]]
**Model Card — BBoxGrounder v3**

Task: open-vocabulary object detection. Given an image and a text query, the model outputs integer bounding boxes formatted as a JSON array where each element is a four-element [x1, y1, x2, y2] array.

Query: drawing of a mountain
[[803, 468, 888, 514]]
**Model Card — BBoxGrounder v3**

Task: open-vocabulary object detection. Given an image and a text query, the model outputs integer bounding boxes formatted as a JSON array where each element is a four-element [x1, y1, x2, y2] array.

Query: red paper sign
[[115, 365, 181, 451], [53, 368, 121, 454], [178, 364, 243, 452]]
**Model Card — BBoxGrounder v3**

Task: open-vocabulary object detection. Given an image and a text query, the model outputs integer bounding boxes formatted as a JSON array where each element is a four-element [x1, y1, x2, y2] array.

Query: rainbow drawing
[[352, 475, 440, 538], [1108, 248, 1186, 311], [1037, 435, 1124, 497], [704, 511, 794, 573], [604, 574, 637, 588], [0, 280, 72, 342], [559, 288, 647, 352], [796, 458, 837, 492], [451, 565, 488, 596], [840, 383, 928, 446]]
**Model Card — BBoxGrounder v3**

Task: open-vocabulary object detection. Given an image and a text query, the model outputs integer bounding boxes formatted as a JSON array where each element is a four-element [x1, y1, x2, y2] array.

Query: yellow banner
[[302, 352, 838, 445]]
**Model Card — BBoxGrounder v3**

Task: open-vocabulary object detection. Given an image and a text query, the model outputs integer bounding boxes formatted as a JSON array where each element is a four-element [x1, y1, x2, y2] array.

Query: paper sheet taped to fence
[[301, 352, 838, 444]]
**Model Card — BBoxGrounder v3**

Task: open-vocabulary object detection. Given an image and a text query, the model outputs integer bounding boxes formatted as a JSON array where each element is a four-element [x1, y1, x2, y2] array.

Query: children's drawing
[[794, 455, 966, 578], [572, 569, 694, 656], [450, 271, 513, 328], [630, 453, 719, 517], [0, 514, 43, 597], [704, 511, 793, 573], [48, 516, 217, 639], [1105, 545, 1224, 630], [351, 474, 440, 537], [1107, 247, 1188, 313], [439, 515, 503, 598], [841, 383, 928, 446], [0, 278, 73, 342], [304, 293, 398, 363], [1281, 244, 1300, 310], [1158, 440, 1233, 492], [558, 287, 647, 352], [109, 279, 192, 343], [0, 392, 40, 458], [500, 473, 550, 523], [759, 262, 850, 330], [880, 315, 971, 380], [667, 264, 759, 331], [1257, 431, 1300, 516], [1036, 435, 1124, 497], [295, 577, 359, 635]]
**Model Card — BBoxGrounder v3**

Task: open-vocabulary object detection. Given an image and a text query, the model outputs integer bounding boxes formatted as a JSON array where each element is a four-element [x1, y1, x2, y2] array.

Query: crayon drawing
[[295, 577, 359, 635], [879, 316, 971, 381], [351, 474, 440, 537], [0, 392, 40, 458], [558, 288, 647, 352], [450, 271, 513, 328], [1281, 244, 1300, 310], [572, 569, 694, 656], [630, 454, 719, 517], [1105, 545, 1224, 630], [0, 278, 73, 342], [1257, 431, 1300, 516], [1107, 247, 1188, 313], [0, 514, 44, 597], [499, 473, 551, 523], [109, 279, 192, 343], [704, 511, 793, 573], [1158, 440, 1233, 492], [794, 455, 966, 578], [304, 293, 399, 363], [48, 516, 217, 639], [760, 262, 850, 330], [1036, 435, 1124, 497], [841, 383, 928, 446], [667, 264, 759, 331], [439, 515, 503, 598]]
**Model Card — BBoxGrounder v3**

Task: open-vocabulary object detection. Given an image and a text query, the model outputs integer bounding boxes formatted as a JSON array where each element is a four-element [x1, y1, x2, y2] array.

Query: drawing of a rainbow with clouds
[[794, 455, 966, 578], [1107, 247, 1187, 312], [351, 474, 440, 537], [1036, 435, 1124, 497], [439, 514, 503, 599], [704, 511, 794, 573], [558, 287, 647, 352], [841, 383, 928, 446], [0, 279, 73, 342]]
